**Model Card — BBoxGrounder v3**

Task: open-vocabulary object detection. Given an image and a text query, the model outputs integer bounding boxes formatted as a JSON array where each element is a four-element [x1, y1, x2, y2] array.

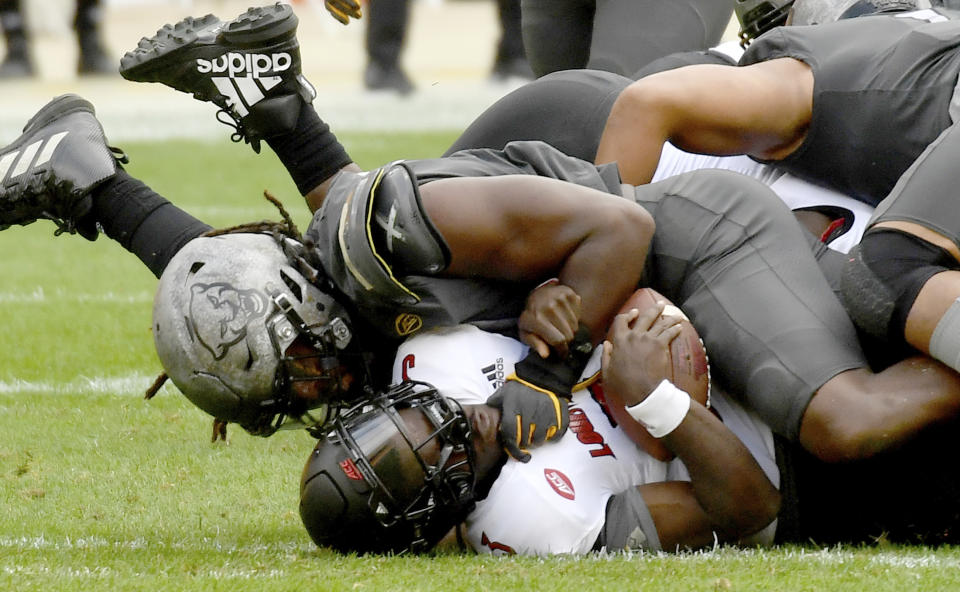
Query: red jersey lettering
[[480, 532, 516, 555], [401, 353, 415, 381], [568, 407, 615, 459]]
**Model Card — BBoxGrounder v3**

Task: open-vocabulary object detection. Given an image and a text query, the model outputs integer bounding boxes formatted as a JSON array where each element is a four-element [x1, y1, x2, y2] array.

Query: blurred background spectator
[[521, 0, 737, 77], [361, 0, 533, 94], [0, 1, 738, 144], [0, 0, 113, 78]]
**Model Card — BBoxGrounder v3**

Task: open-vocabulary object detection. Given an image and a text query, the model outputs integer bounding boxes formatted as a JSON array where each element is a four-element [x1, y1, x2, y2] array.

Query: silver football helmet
[[152, 232, 356, 436]]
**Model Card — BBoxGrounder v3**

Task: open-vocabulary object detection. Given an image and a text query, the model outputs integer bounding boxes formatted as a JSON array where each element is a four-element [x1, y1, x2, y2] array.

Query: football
[[600, 287, 710, 461]]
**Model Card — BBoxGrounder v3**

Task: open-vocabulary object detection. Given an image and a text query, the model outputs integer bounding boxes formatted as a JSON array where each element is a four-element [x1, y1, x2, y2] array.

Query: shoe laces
[[215, 107, 262, 154], [110, 145, 130, 166]]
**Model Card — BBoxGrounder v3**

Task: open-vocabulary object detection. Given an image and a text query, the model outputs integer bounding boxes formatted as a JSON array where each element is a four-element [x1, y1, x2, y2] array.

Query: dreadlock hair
[[201, 190, 302, 241]]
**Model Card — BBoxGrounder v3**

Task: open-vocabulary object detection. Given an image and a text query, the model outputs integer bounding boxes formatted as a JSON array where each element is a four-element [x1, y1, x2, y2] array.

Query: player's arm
[[419, 174, 653, 344], [641, 406, 780, 550], [304, 162, 364, 213], [601, 307, 780, 551], [595, 58, 814, 186], [421, 174, 654, 461]]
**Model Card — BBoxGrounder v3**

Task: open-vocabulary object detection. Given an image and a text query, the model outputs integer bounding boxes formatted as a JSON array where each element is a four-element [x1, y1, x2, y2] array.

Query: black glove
[[487, 325, 593, 462], [324, 0, 362, 24]]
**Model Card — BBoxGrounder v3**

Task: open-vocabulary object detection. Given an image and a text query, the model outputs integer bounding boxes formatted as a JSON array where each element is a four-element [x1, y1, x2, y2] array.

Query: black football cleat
[[0, 94, 126, 239], [119, 3, 315, 152]]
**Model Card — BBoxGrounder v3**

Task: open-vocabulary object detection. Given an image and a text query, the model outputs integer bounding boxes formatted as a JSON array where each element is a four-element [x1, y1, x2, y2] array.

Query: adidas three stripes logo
[[196, 52, 290, 118], [211, 75, 282, 117], [0, 131, 68, 183]]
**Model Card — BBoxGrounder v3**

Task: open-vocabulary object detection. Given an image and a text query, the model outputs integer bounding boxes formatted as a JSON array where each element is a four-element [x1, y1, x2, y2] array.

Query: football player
[[590, 5, 960, 385], [299, 303, 781, 555], [2, 3, 959, 465], [322, 0, 735, 80], [299, 311, 960, 555], [519, 0, 735, 78]]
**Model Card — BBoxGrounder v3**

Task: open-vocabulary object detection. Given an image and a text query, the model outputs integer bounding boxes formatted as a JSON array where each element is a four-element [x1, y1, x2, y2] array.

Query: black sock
[[91, 169, 211, 278], [265, 102, 353, 196]]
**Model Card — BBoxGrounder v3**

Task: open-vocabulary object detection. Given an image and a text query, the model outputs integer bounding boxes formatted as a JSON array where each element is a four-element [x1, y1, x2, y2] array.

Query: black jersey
[[305, 141, 622, 344], [445, 69, 631, 162], [307, 141, 867, 439], [741, 12, 960, 205]]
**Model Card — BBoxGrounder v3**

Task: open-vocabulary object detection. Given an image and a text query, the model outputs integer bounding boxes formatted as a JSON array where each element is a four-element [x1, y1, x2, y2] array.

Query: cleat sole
[[119, 5, 298, 83], [223, 4, 298, 44], [119, 14, 222, 84]]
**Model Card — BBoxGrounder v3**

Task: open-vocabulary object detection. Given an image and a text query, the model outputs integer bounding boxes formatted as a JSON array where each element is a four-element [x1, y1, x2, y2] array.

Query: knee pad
[[841, 229, 955, 343]]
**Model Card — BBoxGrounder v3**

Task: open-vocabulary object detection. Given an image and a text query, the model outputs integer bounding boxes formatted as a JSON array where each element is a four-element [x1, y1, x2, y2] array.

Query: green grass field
[[2, 134, 960, 591]]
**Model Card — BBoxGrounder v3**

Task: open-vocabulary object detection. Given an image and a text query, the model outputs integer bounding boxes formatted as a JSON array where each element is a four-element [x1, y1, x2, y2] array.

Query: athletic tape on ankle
[[625, 379, 691, 438], [930, 297, 960, 373]]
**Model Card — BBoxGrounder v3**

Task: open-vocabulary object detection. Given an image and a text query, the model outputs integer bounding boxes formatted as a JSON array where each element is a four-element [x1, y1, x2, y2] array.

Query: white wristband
[[625, 379, 691, 438]]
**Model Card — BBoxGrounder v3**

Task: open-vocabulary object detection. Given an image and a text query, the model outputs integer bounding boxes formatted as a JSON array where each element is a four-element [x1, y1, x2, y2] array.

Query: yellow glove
[[487, 378, 570, 463], [324, 0, 363, 24]]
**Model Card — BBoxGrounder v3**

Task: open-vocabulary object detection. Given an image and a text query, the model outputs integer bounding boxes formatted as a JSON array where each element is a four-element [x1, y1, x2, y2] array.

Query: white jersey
[[391, 324, 779, 556], [653, 142, 874, 253]]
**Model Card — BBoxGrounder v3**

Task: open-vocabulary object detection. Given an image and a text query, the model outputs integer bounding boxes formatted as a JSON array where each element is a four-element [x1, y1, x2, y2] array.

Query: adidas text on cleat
[[0, 94, 126, 239], [120, 3, 316, 152]]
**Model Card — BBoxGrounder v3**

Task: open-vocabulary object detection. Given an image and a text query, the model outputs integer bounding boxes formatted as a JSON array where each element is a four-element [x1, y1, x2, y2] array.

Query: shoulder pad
[[369, 163, 451, 274], [310, 163, 450, 305]]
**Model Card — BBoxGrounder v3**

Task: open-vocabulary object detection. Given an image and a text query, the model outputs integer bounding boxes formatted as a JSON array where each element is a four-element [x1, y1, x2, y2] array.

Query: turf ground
[[3, 134, 960, 591]]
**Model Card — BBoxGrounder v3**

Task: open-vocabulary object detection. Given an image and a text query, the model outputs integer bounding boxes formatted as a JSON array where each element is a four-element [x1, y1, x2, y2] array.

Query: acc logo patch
[[544, 469, 575, 500], [339, 459, 363, 481], [394, 313, 423, 336]]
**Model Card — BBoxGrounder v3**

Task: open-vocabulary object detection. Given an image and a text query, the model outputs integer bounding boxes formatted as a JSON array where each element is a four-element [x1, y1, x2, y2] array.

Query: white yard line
[[0, 534, 958, 570], [0, 288, 153, 304], [0, 374, 158, 395], [0, 534, 315, 553]]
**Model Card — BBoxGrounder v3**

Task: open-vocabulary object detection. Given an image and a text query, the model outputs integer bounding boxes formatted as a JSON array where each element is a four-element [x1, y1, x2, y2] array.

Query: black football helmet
[[735, 0, 795, 47], [299, 381, 477, 554]]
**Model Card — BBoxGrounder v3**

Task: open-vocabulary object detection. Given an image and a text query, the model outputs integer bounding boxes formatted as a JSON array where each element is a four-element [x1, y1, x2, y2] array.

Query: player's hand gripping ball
[[600, 288, 710, 461]]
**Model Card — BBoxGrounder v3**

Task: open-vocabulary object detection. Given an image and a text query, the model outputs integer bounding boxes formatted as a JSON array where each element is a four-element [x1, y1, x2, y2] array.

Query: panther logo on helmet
[[153, 232, 362, 437], [188, 282, 269, 360]]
